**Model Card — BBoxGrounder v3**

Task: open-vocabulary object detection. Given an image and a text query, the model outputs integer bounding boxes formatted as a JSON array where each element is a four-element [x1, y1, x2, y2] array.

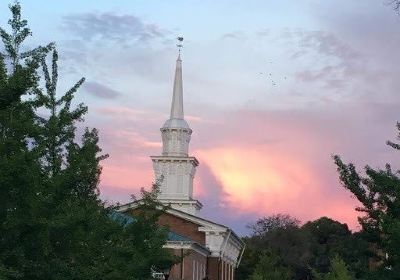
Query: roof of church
[[116, 201, 244, 248], [109, 210, 135, 227], [109, 210, 195, 243], [117, 200, 222, 228], [167, 231, 192, 242], [166, 206, 245, 247]]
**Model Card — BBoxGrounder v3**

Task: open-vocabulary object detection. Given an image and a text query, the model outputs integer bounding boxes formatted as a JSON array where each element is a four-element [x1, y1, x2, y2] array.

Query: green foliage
[[0, 2, 174, 279], [238, 215, 370, 280], [239, 214, 314, 279], [0, 3, 53, 278], [248, 213, 300, 235], [235, 240, 261, 280], [314, 256, 354, 280], [250, 249, 293, 280], [118, 185, 176, 278], [0, 2, 31, 70], [303, 217, 370, 278], [334, 123, 400, 279], [36, 48, 87, 178]]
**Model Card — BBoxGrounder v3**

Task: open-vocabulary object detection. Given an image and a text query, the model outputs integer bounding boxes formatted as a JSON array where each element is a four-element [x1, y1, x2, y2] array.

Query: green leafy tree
[[314, 256, 354, 280], [302, 217, 370, 278], [239, 215, 371, 280], [248, 213, 300, 236], [235, 240, 260, 280], [1, 3, 174, 279], [334, 123, 400, 279], [36, 48, 87, 179], [250, 249, 293, 280], [33, 47, 174, 279], [0, 3, 53, 278], [107, 184, 176, 279], [240, 214, 314, 280]]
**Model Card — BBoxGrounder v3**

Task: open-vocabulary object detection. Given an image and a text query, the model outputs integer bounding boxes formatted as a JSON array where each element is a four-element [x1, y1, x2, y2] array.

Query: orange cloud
[[197, 147, 316, 211], [196, 145, 360, 230]]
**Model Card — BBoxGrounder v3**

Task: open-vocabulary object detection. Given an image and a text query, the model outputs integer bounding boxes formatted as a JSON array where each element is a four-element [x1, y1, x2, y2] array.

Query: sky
[[1, 0, 400, 235]]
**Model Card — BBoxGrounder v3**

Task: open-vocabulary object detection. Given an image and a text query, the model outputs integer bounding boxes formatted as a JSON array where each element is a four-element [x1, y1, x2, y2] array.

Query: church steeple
[[151, 37, 202, 216], [170, 54, 184, 119], [162, 37, 189, 131], [161, 38, 191, 155]]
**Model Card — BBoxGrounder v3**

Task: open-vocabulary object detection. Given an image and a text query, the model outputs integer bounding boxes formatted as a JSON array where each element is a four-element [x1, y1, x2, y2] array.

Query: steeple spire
[[170, 37, 185, 120], [162, 37, 190, 130], [170, 53, 184, 119], [152, 37, 202, 215]]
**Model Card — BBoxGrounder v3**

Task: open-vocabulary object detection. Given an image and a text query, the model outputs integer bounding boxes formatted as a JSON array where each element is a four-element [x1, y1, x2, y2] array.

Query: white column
[[221, 261, 224, 280], [193, 260, 195, 280], [196, 261, 199, 280], [224, 262, 227, 280]]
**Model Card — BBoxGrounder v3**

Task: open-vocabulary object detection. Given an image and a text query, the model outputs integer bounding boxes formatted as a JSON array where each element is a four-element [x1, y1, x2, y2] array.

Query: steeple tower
[[151, 38, 202, 215], [170, 53, 184, 119]]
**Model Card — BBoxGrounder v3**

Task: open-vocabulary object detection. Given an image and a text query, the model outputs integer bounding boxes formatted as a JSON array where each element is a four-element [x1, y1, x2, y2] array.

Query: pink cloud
[[94, 97, 399, 233], [190, 101, 396, 230]]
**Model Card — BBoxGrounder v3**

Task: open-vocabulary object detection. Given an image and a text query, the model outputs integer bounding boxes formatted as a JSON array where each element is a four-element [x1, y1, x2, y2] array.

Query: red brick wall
[[167, 248, 207, 280], [127, 209, 205, 246], [157, 212, 206, 245], [208, 259, 236, 280], [208, 257, 220, 280], [183, 249, 207, 280], [169, 252, 238, 280]]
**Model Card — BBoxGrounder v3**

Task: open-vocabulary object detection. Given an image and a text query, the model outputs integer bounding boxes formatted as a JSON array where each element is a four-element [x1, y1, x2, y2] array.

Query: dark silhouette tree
[[0, 3, 174, 279], [334, 123, 400, 279]]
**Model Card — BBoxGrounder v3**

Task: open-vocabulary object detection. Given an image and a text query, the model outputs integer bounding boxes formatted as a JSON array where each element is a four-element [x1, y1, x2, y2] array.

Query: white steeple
[[170, 53, 184, 119], [151, 38, 202, 215]]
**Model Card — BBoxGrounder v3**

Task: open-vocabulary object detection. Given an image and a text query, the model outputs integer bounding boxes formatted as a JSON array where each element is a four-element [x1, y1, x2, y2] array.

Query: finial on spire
[[169, 36, 184, 120], [177, 36, 184, 58]]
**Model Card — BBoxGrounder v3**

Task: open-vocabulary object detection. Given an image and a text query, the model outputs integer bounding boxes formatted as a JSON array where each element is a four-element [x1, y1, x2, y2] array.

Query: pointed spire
[[170, 37, 185, 119], [163, 37, 190, 129], [170, 52, 184, 119]]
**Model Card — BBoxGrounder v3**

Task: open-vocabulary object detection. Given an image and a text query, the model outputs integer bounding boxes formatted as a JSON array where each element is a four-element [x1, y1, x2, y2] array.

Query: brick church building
[[117, 45, 245, 280]]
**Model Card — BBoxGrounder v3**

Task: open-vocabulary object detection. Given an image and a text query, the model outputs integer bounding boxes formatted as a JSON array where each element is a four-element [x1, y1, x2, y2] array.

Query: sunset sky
[[2, 0, 400, 234]]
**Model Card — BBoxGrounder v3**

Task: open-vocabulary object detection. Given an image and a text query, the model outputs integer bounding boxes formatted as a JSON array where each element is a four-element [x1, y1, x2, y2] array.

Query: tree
[[302, 217, 370, 278], [0, 3, 53, 278], [248, 213, 300, 236], [250, 249, 293, 280], [334, 123, 400, 279], [242, 214, 314, 280], [314, 256, 354, 280], [108, 184, 176, 279], [239, 215, 371, 280], [0, 3, 174, 279], [235, 242, 262, 280], [33, 40, 174, 280]]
